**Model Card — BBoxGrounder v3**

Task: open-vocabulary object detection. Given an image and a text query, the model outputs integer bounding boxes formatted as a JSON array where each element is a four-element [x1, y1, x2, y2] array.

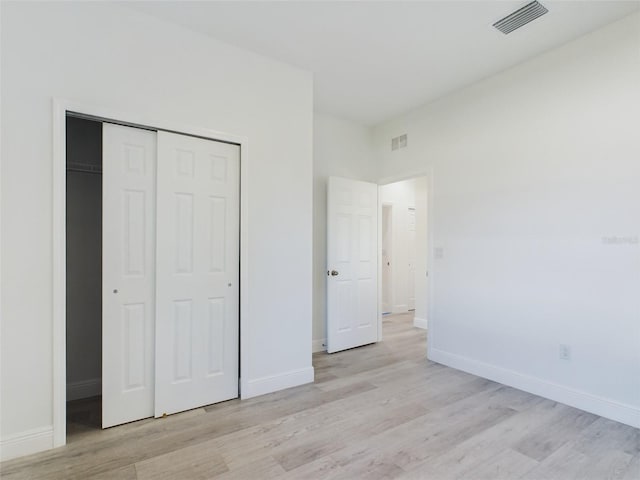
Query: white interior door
[[155, 131, 240, 417], [327, 177, 378, 353], [102, 123, 157, 428], [407, 207, 416, 311]]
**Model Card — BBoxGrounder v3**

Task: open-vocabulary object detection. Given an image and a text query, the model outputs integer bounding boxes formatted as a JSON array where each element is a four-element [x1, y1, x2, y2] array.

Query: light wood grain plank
[[512, 403, 598, 461], [458, 448, 538, 479], [1, 313, 635, 480], [134, 445, 228, 480]]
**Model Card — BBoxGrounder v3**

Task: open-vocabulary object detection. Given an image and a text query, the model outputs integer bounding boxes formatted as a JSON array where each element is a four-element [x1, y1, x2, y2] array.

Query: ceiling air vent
[[493, 1, 548, 35]]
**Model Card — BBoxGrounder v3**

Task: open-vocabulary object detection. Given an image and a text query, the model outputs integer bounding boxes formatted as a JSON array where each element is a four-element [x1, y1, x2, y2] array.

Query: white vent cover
[[391, 134, 408, 151], [493, 1, 548, 35]]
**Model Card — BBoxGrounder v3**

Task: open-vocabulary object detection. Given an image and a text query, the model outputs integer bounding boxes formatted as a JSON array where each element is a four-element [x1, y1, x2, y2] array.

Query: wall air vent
[[391, 134, 408, 151], [493, 1, 548, 35]]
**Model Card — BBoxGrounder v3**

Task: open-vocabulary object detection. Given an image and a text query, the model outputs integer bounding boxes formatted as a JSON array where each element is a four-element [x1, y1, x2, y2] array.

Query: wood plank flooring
[[1, 313, 638, 479]]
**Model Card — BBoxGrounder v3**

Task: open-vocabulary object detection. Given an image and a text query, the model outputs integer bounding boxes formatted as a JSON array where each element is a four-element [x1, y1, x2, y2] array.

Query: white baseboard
[[67, 377, 101, 401], [392, 304, 408, 314], [429, 348, 640, 429], [243, 366, 315, 399], [413, 317, 428, 330], [0, 427, 54, 461], [312, 338, 327, 353]]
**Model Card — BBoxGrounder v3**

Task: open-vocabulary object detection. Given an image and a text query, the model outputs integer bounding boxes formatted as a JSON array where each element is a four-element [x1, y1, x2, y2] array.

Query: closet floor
[[67, 396, 101, 439]]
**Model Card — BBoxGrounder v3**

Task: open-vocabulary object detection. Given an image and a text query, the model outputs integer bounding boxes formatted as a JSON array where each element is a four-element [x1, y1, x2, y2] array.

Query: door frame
[[52, 98, 249, 447], [377, 170, 434, 347], [407, 206, 417, 312], [381, 203, 393, 314]]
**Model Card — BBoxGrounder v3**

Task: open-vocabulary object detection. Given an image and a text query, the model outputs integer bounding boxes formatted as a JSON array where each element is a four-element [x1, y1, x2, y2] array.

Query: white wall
[[0, 2, 313, 459], [313, 112, 375, 351], [380, 178, 428, 324], [373, 13, 640, 427]]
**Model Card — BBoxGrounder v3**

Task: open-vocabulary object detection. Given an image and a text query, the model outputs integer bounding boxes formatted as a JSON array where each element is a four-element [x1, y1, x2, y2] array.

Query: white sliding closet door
[[155, 132, 240, 417], [102, 123, 157, 428]]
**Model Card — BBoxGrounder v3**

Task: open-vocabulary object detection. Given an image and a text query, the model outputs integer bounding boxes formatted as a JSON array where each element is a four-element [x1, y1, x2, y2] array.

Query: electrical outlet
[[559, 344, 571, 361]]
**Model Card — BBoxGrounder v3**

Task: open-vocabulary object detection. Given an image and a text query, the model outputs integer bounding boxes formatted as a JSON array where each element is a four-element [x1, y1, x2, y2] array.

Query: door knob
[[330, 270, 339, 276]]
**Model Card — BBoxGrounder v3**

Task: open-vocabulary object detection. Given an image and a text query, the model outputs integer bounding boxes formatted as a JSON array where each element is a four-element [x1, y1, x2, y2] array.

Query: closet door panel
[[155, 131, 240, 417], [102, 124, 157, 428]]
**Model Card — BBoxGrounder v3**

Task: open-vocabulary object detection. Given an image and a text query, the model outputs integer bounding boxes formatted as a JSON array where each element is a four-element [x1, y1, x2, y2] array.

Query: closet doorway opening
[[66, 116, 104, 436], [56, 103, 246, 446]]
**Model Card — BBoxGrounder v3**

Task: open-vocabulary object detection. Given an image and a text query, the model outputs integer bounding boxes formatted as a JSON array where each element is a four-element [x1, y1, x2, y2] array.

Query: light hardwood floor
[[1, 313, 638, 479]]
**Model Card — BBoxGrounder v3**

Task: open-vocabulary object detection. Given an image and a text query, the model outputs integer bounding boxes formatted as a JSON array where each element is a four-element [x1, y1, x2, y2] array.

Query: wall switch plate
[[434, 247, 444, 259]]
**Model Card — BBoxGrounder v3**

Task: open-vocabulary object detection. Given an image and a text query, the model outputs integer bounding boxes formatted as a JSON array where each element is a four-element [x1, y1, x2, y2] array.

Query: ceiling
[[125, 1, 640, 126]]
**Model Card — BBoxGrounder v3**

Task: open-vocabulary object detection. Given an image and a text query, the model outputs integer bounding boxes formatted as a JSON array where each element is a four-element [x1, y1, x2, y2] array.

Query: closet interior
[[66, 116, 103, 434]]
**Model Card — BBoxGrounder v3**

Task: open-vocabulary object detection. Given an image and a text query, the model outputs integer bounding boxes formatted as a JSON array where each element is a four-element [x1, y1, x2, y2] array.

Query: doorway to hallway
[[379, 177, 428, 330]]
